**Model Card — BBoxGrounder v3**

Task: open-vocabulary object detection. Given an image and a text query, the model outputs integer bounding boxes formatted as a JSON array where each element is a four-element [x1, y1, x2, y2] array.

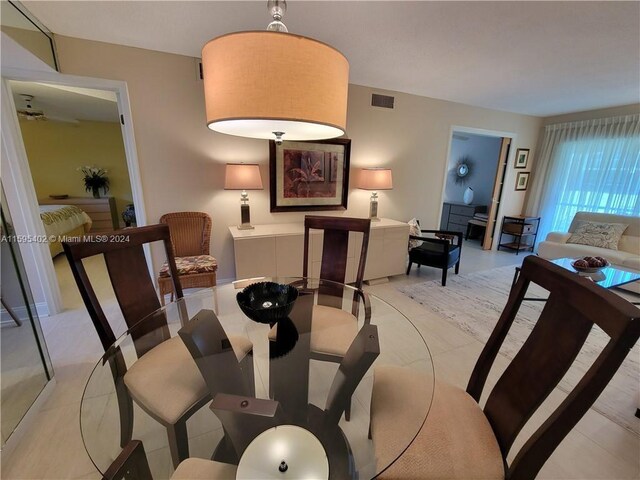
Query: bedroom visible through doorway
[[8, 80, 133, 310]]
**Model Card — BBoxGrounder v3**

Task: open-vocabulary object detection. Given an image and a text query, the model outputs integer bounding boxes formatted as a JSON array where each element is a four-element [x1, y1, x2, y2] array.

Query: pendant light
[[201, 0, 349, 144]]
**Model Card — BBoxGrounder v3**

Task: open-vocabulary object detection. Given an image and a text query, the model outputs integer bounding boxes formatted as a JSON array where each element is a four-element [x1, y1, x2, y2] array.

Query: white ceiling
[[22, 1, 640, 117], [10, 80, 119, 122]]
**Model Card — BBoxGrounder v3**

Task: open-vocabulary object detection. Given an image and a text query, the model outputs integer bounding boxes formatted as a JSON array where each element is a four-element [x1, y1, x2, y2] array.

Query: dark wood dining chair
[[63, 224, 252, 469], [103, 439, 237, 480], [406, 221, 463, 286], [271, 215, 372, 420], [370, 255, 640, 479]]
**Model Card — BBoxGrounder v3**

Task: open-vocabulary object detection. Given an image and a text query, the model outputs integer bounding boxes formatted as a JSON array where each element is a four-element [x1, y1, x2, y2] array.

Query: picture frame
[[515, 172, 530, 191], [269, 138, 351, 212], [514, 148, 530, 169]]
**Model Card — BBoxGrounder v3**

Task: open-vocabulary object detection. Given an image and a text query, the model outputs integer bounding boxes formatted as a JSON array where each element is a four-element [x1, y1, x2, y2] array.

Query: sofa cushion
[[569, 212, 640, 238], [618, 235, 640, 255], [567, 221, 628, 250], [622, 256, 640, 271]]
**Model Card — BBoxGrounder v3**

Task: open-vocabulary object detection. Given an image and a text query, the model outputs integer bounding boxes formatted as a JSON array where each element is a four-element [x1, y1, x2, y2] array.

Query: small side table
[[497, 215, 540, 255]]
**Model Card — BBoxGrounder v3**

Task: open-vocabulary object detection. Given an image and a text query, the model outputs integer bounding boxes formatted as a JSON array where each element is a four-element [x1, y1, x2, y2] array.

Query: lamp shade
[[224, 164, 263, 190], [358, 168, 393, 190], [202, 31, 349, 141]]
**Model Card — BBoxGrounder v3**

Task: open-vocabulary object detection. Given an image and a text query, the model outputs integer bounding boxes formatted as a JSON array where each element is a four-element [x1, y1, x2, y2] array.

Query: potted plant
[[78, 166, 110, 198]]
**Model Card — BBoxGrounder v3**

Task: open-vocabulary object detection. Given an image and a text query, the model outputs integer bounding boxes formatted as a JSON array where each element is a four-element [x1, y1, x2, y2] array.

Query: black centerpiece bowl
[[236, 282, 299, 324]]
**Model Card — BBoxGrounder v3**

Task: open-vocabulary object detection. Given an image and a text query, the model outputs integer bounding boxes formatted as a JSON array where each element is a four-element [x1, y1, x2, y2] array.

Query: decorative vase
[[463, 187, 474, 205], [122, 204, 136, 227], [91, 186, 101, 198]]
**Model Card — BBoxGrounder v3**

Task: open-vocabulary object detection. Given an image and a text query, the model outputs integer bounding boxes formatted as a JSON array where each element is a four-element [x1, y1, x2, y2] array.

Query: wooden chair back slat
[[63, 224, 183, 357], [160, 212, 211, 257], [103, 245, 170, 358], [484, 294, 593, 455], [178, 309, 247, 397], [466, 256, 640, 479], [303, 215, 371, 285], [302, 216, 371, 310], [324, 323, 380, 424]]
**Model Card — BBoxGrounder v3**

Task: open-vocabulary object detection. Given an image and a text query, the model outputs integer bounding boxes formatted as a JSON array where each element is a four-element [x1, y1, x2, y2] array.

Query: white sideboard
[[229, 218, 409, 283]]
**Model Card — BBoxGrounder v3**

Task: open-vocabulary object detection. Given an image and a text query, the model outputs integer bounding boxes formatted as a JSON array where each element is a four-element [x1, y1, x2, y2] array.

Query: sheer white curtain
[[527, 114, 640, 243]]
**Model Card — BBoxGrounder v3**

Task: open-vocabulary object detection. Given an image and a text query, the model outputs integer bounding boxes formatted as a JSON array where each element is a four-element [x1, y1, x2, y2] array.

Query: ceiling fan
[[15, 94, 78, 123]]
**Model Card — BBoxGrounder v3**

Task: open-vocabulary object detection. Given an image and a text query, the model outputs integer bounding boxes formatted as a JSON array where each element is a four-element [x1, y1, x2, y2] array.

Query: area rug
[[398, 265, 640, 435]]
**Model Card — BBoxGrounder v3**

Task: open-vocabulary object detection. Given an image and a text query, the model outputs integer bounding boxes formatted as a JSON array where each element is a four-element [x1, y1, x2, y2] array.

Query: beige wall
[[18, 118, 133, 222], [55, 35, 542, 280]]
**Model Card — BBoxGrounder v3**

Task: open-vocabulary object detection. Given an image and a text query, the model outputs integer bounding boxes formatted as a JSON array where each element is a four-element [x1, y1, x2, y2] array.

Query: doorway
[[441, 128, 513, 250], [1, 69, 147, 316], [7, 80, 136, 310]]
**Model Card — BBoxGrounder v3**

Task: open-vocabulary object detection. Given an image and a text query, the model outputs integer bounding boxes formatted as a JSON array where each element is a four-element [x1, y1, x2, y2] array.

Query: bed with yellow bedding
[[39, 205, 92, 257]]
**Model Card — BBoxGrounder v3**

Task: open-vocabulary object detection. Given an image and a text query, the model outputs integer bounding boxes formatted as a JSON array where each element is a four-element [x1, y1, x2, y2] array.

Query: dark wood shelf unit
[[497, 215, 541, 255]]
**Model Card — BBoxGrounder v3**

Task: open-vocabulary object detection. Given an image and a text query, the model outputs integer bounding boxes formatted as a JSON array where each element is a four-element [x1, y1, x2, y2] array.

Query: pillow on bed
[[567, 221, 628, 250]]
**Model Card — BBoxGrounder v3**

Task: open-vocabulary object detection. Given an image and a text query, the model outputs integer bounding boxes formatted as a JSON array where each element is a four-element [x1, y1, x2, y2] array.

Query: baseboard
[[0, 302, 49, 325]]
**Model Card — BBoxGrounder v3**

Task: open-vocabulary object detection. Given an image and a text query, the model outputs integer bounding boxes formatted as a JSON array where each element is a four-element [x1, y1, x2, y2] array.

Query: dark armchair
[[406, 226, 463, 286]]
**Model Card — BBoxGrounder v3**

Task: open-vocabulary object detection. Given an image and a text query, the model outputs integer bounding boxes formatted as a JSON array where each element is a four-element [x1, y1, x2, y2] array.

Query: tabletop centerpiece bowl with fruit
[[571, 256, 610, 273]]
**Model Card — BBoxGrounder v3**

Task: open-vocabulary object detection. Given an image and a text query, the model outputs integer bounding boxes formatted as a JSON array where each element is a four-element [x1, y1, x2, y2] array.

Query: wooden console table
[[229, 218, 409, 283]]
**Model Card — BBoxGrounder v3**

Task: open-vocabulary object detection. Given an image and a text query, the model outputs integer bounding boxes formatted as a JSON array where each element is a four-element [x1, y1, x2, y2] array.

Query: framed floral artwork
[[269, 138, 351, 212], [515, 171, 530, 191], [514, 148, 530, 169]]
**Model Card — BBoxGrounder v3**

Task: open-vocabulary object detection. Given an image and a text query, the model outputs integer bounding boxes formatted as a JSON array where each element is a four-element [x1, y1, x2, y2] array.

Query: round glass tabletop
[[80, 278, 434, 479]]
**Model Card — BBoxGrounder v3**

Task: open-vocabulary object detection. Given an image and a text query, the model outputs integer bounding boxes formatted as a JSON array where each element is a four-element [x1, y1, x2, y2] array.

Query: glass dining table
[[80, 278, 434, 479]]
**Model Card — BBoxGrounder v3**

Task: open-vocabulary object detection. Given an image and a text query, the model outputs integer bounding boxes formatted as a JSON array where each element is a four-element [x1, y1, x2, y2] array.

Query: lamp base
[[369, 198, 380, 222], [238, 203, 254, 229]]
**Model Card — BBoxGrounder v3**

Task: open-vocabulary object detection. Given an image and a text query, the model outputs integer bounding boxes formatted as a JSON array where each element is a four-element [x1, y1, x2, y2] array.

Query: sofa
[[538, 211, 640, 294]]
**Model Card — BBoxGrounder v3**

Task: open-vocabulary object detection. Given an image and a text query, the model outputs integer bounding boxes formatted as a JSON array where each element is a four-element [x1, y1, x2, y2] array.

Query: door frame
[[1, 67, 148, 315], [440, 125, 518, 251]]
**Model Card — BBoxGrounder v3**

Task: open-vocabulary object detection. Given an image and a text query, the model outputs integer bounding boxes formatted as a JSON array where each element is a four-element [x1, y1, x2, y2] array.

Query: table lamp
[[225, 164, 263, 230], [358, 168, 393, 221]]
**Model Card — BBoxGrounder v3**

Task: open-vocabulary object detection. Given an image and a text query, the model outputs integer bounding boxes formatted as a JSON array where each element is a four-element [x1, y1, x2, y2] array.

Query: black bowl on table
[[236, 282, 299, 324]]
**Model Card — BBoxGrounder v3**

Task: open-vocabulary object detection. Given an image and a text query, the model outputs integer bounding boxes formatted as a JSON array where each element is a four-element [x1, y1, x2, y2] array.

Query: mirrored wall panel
[[1, 0, 58, 71], [1, 185, 53, 446]]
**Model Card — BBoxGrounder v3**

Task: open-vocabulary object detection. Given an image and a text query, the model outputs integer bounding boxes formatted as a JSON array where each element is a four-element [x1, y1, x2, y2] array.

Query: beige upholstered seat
[[124, 335, 253, 424], [371, 366, 504, 480], [268, 305, 358, 357], [309, 305, 358, 356], [171, 457, 237, 479]]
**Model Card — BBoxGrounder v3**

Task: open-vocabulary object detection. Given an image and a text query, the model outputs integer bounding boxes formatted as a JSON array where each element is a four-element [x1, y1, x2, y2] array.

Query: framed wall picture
[[269, 138, 351, 212], [514, 148, 530, 169], [515, 172, 530, 191]]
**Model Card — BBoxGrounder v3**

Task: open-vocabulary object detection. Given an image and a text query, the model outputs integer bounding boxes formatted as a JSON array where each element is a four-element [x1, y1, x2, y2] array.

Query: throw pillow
[[567, 221, 629, 250], [408, 218, 423, 250]]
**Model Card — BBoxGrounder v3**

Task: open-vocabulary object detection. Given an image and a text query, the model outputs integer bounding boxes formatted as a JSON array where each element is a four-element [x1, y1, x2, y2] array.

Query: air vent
[[196, 59, 203, 80], [371, 94, 394, 109]]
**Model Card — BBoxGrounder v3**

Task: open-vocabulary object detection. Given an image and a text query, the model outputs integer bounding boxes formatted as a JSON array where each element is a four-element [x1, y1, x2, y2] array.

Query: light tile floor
[[1, 242, 638, 479]]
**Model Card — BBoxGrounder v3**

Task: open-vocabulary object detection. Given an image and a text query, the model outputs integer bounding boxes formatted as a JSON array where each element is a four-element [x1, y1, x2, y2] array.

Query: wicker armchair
[[157, 212, 217, 305]]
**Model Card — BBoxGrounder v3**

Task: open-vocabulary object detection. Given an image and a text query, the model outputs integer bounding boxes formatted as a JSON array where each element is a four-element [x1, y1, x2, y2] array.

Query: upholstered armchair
[[406, 225, 463, 286]]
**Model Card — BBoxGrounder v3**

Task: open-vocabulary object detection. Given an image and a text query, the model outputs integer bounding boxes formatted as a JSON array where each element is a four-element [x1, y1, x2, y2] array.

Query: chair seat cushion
[[171, 457, 237, 479], [159, 255, 218, 278], [124, 335, 252, 424], [310, 305, 359, 357], [371, 366, 504, 480], [409, 242, 460, 268]]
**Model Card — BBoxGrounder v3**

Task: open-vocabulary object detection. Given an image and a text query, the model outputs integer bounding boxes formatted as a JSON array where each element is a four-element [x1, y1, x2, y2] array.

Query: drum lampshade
[[202, 31, 349, 142]]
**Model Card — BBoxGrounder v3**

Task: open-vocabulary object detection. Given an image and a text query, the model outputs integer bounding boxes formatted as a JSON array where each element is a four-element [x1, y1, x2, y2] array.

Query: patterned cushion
[[567, 221, 628, 250], [408, 218, 423, 250], [159, 255, 217, 278]]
